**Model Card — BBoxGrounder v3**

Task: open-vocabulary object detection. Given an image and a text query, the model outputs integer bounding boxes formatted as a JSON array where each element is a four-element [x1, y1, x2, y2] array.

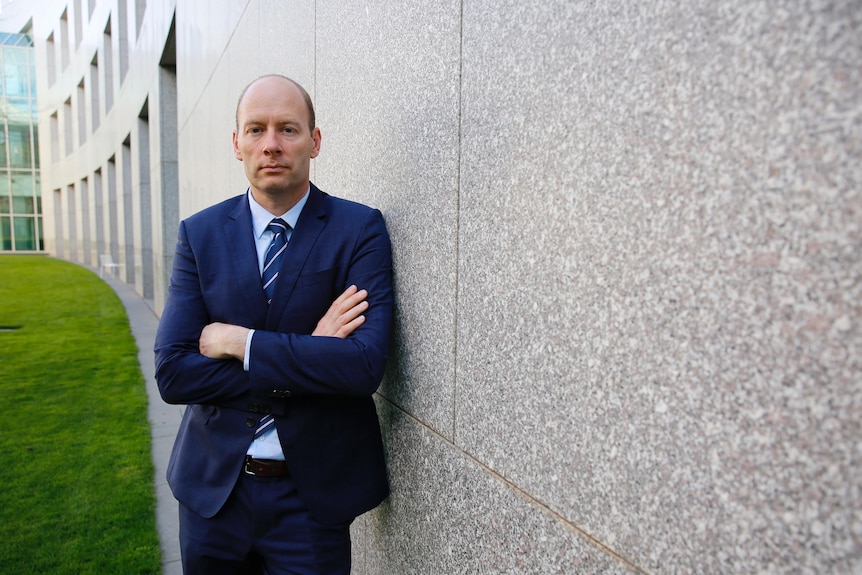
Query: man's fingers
[[337, 287, 367, 313], [332, 284, 360, 307], [339, 299, 369, 323], [312, 286, 369, 338], [336, 314, 366, 338]]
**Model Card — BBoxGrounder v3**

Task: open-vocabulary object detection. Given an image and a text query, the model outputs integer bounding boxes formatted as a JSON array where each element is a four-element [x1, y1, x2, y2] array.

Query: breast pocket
[[294, 265, 340, 289], [284, 266, 341, 327]]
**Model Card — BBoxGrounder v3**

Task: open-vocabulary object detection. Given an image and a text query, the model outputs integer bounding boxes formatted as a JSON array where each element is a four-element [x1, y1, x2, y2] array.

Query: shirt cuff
[[243, 329, 255, 372]]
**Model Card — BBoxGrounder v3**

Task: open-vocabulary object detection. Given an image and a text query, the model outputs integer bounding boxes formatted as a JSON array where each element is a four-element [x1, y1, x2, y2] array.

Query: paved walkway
[[101, 273, 183, 575]]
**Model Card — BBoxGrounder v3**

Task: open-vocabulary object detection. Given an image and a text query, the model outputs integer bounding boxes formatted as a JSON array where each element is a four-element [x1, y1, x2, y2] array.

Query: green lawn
[[0, 255, 161, 574]]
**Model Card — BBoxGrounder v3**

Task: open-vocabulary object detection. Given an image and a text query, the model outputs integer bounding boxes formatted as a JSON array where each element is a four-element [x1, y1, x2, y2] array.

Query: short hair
[[235, 74, 316, 132]]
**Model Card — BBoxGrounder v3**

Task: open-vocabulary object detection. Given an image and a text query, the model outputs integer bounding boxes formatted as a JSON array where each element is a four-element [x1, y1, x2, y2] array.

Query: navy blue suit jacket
[[154, 184, 392, 526]]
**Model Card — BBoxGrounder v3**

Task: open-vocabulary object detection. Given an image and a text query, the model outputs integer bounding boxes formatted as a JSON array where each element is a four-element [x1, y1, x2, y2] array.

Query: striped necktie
[[254, 218, 290, 440], [262, 218, 289, 305], [254, 412, 276, 439]]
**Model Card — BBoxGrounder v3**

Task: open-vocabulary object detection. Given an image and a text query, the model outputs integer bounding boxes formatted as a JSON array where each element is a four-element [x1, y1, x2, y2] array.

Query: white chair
[[99, 253, 125, 278]]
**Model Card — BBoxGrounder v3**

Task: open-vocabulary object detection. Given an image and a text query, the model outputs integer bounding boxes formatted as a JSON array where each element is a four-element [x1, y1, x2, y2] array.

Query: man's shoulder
[[313, 185, 380, 218]]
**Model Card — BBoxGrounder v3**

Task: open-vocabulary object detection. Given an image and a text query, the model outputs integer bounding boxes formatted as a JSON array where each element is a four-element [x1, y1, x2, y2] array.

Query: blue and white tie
[[255, 218, 289, 438], [262, 218, 289, 305], [254, 413, 276, 439]]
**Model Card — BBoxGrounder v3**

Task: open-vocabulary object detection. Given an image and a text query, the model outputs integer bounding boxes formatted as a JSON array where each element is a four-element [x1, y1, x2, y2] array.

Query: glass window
[[6, 98, 29, 123], [0, 42, 40, 252], [31, 123, 39, 168], [13, 215, 35, 250], [12, 195, 33, 213], [3, 48, 29, 98], [7, 122, 31, 168], [11, 172, 33, 197], [0, 123, 6, 167], [0, 216, 10, 250], [28, 58, 35, 99]]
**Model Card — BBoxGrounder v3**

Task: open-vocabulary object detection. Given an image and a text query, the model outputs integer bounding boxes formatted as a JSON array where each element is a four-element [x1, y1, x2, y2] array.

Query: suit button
[[245, 417, 255, 428]]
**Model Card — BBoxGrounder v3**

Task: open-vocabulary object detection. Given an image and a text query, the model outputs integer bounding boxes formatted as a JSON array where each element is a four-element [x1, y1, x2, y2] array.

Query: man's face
[[232, 77, 321, 199]]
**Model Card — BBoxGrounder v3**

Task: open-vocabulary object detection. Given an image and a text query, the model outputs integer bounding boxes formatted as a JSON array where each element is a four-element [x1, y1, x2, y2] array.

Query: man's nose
[[262, 130, 282, 153]]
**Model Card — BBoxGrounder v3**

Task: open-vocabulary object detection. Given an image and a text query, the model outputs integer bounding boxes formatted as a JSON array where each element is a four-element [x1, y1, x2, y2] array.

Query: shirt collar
[[248, 186, 311, 239]]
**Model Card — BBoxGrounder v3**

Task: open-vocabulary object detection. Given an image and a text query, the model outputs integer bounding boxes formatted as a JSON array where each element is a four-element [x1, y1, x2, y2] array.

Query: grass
[[0, 255, 161, 575]]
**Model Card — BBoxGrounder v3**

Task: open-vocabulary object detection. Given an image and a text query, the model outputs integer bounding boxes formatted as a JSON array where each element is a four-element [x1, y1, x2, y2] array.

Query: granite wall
[[39, 0, 861, 572]]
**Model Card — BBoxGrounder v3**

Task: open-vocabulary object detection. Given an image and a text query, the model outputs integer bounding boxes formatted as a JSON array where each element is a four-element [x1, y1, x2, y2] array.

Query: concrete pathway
[[101, 273, 183, 575]]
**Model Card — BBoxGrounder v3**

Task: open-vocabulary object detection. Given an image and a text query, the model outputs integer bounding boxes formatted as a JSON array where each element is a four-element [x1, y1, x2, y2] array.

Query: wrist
[[229, 326, 250, 360]]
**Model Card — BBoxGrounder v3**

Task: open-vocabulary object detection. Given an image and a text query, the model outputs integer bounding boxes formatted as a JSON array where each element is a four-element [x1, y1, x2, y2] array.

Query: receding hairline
[[234, 74, 316, 132]]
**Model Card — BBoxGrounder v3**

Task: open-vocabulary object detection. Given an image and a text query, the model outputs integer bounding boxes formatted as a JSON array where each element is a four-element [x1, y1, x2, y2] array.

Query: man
[[154, 74, 392, 574]]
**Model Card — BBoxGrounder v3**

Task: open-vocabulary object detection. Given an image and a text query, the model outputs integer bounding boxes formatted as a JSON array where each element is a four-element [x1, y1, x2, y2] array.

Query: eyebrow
[[242, 117, 303, 128]]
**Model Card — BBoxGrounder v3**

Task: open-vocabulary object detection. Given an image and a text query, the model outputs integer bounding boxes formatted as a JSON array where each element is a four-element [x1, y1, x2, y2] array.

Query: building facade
[[35, 0, 175, 306], [0, 30, 41, 252], [34, 1, 861, 574]]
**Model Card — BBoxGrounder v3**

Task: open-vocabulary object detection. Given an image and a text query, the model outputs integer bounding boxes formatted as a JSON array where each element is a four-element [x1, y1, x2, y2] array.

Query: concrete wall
[[36, 0, 861, 573], [35, 0, 178, 308]]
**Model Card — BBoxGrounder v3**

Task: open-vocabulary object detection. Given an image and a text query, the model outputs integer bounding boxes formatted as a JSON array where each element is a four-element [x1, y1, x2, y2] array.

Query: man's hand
[[199, 322, 250, 360], [313, 285, 369, 338]]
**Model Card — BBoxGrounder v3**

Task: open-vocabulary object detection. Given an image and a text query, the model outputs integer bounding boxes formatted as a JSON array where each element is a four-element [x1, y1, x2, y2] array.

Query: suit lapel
[[266, 185, 328, 328], [224, 195, 270, 326]]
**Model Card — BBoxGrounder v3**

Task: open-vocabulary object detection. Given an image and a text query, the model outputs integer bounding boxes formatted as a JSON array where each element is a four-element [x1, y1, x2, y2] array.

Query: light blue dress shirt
[[244, 187, 310, 460]]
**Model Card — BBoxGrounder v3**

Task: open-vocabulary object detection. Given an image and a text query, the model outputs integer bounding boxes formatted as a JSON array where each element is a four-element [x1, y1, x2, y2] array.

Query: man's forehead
[[238, 99, 309, 127], [239, 91, 306, 121]]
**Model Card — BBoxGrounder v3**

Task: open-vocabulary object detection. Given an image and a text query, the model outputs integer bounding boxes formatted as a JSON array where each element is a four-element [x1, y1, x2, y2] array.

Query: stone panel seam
[[452, 0, 464, 446], [376, 394, 653, 575]]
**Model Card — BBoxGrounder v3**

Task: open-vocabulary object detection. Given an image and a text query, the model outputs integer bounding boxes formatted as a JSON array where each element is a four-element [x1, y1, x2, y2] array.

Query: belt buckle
[[243, 456, 257, 476]]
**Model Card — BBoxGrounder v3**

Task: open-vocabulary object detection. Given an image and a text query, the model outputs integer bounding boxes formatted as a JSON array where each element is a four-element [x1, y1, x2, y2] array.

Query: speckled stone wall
[[452, 1, 861, 572], [314, 1, 861, 573], [39, 0, 862, 572]]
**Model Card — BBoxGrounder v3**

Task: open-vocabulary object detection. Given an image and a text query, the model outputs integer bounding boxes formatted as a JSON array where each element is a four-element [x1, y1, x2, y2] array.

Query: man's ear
[[232, 130, 242, 161], [310, 127, 321, 159]]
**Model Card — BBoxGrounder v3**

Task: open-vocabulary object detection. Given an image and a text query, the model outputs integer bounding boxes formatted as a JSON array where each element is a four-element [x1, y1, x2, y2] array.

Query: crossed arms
[[154, 207, 394, 407], [198, 285, 370, 361]]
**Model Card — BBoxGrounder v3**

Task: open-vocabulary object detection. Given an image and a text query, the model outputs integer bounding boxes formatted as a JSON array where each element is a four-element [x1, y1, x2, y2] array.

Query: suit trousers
[[178, 471, 352, 575]]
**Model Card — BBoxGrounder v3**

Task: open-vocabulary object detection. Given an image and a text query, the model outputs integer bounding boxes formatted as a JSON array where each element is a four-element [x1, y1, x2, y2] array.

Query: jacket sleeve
[[154, 219, 252, 406], [248, 208, 394, 398]]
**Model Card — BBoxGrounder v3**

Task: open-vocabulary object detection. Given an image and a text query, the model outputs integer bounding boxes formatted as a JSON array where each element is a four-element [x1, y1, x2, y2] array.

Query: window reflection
[[8, 123, 31, 168], [0, 36, 38, 252]]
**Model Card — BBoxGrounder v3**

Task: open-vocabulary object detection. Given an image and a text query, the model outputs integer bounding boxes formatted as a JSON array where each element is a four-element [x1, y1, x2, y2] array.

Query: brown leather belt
[[243, 456, 289, 477]]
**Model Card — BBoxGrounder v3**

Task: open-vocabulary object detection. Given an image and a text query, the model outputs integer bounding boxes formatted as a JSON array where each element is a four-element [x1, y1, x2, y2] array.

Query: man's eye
[[249, 127, 262, 134], [283, 127, 295, 133]]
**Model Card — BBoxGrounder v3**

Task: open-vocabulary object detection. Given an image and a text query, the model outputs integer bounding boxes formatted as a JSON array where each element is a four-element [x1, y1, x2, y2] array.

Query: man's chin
[[252, 181, 307, 199]]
